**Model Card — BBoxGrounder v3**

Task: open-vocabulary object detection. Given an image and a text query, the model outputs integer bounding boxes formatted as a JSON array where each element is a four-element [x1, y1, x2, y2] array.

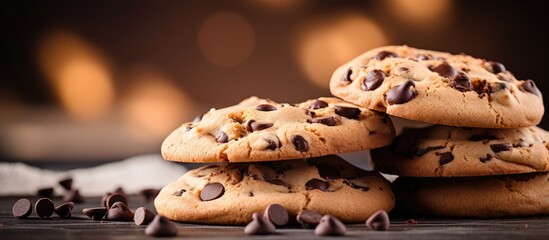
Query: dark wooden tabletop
[[0, 196, 548, 239]]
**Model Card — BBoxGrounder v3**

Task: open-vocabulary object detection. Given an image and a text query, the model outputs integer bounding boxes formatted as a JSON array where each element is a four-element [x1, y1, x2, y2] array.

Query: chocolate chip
[[473, 80, 493, 97], [410, 146, 445, 157], [487, 61, 506, 74], [374, 51, 398, 61], [263, 204, 289, 226], [174, 189, 186, 196], [216, 131, 229, 143], [134, 207, 155, 225], [244, 212, 276, 235], [54, 202, 74, 218], [386, 80, 417, 105], [247, 120, 273, 132], [106, 202, 134, 221], [82, 207, 108, 220], [314, 215, 347, 236], [521, 80, 540, 96], [292, 135, 308, 152], [309, 99, 329, 109], [37, 187, 54, 199], [310, 116, 337, 126], [297, 210, 322, 229], [12, 198, 32, 219], [35, 198, 54, 218], [362, 69, 385, 91], [469, 133, 499, 141], [58, 177, 73, 190], [480, 154, 493, 163], [450, 72, 472, 92], [436, 152, 454, 165], [267, 179, 288, 187], [256, 104, 277, 111], [101, 192, 112, 207], [305, 179, 329, 191], [63, 189, 84, 203], [265, 138, 280, 150], [200, 182, 225, 201], [139, 188, 160, 203], [333, 106, 361, 119], [490, 143, 513, 153], [340, 68, 353, 83], [431, 62, 457, 78], [145, 215, 178, 237], [366, 210, 390, 231], [417, 53, 432, 61], [106, 193, 128, 209]]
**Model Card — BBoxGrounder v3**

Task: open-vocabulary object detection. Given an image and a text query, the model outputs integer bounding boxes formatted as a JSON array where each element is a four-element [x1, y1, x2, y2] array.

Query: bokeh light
[[386, 0, 451, 26], [297, 13, 387, 88], [198, 11, 255, 67]]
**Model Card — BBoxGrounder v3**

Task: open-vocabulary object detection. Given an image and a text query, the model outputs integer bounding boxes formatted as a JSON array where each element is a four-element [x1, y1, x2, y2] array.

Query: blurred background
[[1, 0, 548, 166]]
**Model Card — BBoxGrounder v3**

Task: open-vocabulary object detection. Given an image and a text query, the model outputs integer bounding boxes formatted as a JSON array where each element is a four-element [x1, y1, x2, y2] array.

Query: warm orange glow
[[198, 11, 255, 67], [297, 14, 387, 88], [386, 0, 451, 26], [121, 66, 193, 139], [242, 0, 310, 11], [38, 31, 114, 120]]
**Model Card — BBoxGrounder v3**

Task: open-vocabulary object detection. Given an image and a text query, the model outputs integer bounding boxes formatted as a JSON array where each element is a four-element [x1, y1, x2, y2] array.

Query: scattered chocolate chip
[[174, 189, 186, 196], [216, 131, 229, 143], [306, 179, 329, 191], [431, 62, 457, 78], [386, 80, 417, 105], [35, 198, 54, 218], [297, 210, 322, 229], [310, 116, 337, 126], [265, 138, 280, 150], [54, 202, 74, 218], [340, 68, 353, 83], [292, 135, 308, 152], [487, 61, 506, 74], [450, 72, 472, 92], [247, 120, 273, 132], [521, 80, 540, 96], [496, 72, 514, 82], [12, 198, 32, 219], [244, 212, 276, 235], [101, 192, 112, 207], [480, 154, 493, 163], [333, 106, 361, 119], [145, 215, 178, 237], [473, 80, 493, 97], [256, 104, 277, 111], [267, 179, 288, 187], [37, 187, 54, 199], [314, 215, 347, 236], [106, 193, 128, 209], [374, 51, 398, 61], [263, 204, 289, 226], [411, 146, 445, 157], [106, 202, 134, 221], [366, 210, 390, 231], [83, 207, 108, 220], [140, 189, 160, 203], [134, 207, 155, 225], [309, 99, 329, 109], [63, 189, 84, 203], [200, 182, 225, 201], [469, 133, 499, 141], [490, 143, 513, 153], [436, 152, 454, 165], [58, 177, 73, 191], [362, 69, 385, 91], [417, 53, 432, 61]]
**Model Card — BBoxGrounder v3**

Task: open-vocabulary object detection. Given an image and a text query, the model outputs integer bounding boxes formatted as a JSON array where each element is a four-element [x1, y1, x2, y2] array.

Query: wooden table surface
[[0, 196, 547, 239]]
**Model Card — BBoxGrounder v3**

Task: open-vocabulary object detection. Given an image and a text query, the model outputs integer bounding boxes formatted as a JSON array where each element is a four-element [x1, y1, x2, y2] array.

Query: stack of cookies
[[156, 97, 397, 224], [330, 45, 549, 217]]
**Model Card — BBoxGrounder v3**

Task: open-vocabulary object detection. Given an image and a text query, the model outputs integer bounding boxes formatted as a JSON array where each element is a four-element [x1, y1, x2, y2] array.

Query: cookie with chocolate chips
[[372, 125, 549, 177], [154, 155, 395, 224], [161, 96, 394, 163], [330, 45, 544, 128], [393, 171, 549, 217]]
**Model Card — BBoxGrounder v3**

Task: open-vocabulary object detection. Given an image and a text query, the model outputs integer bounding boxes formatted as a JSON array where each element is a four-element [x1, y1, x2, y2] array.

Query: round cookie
[[162, 96, 395, 163], [154, 155, 395, 224], [330, 45, 544, 128], [393, 172, 549, 217], [372, 125, 549, 177]]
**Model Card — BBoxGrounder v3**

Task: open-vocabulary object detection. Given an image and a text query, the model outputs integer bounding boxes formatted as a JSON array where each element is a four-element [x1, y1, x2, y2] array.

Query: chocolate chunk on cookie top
[[154, 155, 395, 224], [372, 125, 549, 177], [162, 97, 394, 163], [330, 45, 544, 128]]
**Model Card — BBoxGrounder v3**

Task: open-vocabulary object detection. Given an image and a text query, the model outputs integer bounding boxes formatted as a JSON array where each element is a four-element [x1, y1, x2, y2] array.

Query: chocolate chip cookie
[[162, 97, 395, 163], [372, 125, 549, 177], [154, 155, 395, 224], [393, 172, 549, 217], [330, 45, 544, 128]]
